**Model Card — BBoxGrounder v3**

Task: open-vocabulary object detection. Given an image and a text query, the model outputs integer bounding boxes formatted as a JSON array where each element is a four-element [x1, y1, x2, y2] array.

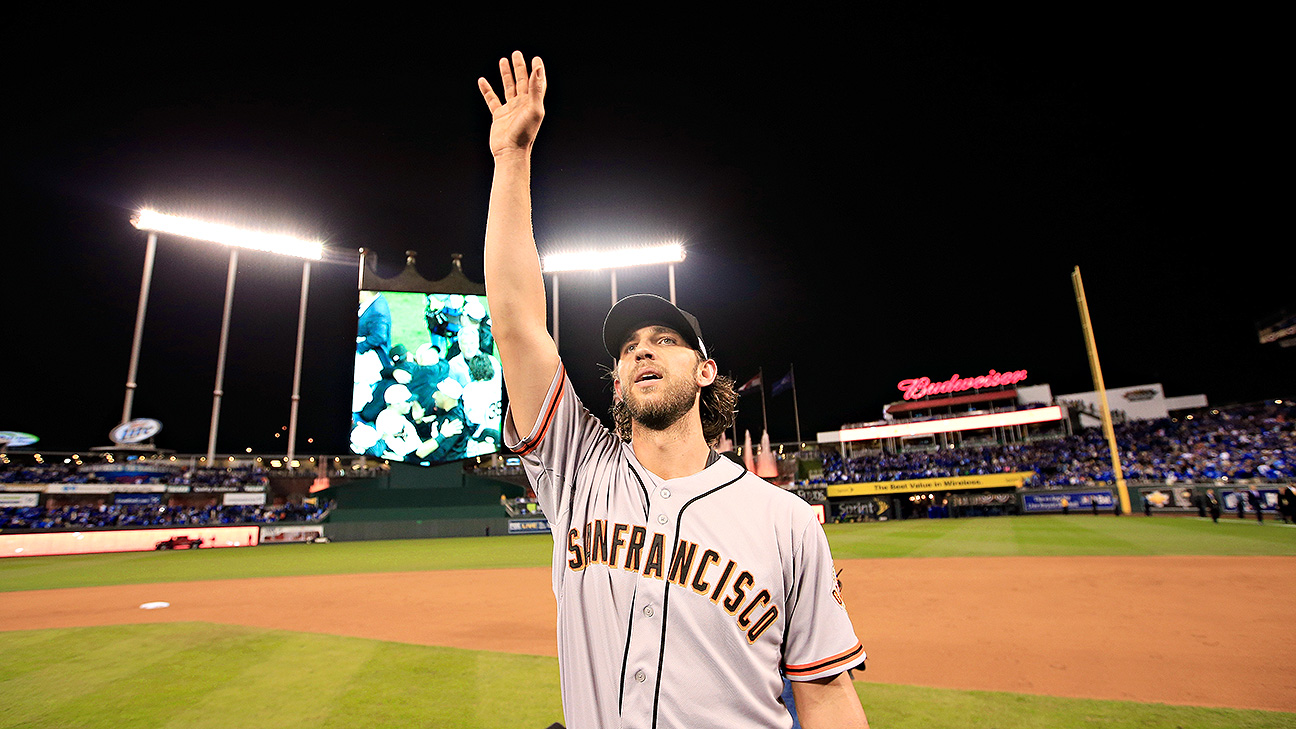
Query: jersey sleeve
[[502, 362, 618, 525], [781, 515, 866, 681]]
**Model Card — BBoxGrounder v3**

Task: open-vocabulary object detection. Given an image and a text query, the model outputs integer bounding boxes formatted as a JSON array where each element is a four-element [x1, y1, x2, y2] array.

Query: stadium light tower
[[540, 242, 686, 350], [129, 209, 324, 465]]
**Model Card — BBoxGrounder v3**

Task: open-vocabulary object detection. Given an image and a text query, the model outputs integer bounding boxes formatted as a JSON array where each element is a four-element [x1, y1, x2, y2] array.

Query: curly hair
[[606, 354, 738, 446]]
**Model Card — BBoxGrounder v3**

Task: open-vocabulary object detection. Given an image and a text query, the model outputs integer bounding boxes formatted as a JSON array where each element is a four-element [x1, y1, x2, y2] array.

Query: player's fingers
[[531, 56, 546, 101], [511, 50, 529, 96], [499, 56, 516, 99], [478, 78, 502, 112]]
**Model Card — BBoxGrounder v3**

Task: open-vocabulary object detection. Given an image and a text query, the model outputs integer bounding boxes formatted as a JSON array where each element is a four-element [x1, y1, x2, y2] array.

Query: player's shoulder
[[728, 469, 819, 520]]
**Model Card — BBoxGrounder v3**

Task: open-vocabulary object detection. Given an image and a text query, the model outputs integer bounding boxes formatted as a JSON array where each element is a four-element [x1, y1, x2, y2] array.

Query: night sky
[[7, 10, 1289, 456]]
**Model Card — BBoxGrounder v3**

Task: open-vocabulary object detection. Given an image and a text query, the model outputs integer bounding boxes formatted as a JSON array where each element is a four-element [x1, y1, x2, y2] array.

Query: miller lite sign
[[110, 418, 162, 444]]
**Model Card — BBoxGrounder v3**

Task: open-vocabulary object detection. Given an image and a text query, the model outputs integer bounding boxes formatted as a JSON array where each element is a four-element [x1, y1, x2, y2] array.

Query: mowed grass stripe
[[3, 517, 1295, 592], [0, 623, 563, 729], [1011, 516, 1143, 555], [0, 534, 556, 592], [154, 627, 378, 729], [320, 639, 562, 729], [0, 624, 1289, 729], [861, 681, 1295, 729], [823, 515, 1296, 560]]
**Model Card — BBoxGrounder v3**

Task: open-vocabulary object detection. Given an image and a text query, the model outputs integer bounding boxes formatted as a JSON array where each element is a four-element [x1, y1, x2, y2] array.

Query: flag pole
[[759, 366, 768, 434], [790, 363, 801, 444], [729, 371, 739, 452]]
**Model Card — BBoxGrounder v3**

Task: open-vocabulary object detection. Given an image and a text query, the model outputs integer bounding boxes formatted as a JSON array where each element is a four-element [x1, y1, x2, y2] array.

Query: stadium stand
[[805, 400, 1295, 488]]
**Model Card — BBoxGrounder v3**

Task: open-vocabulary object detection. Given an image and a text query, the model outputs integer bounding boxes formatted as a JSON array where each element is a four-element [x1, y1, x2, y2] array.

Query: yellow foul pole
[[1071, 266, 1131, 515]]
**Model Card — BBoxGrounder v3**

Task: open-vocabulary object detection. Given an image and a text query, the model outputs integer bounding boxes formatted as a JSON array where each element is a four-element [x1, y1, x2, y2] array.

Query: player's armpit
[[790, 671, 868, 729]]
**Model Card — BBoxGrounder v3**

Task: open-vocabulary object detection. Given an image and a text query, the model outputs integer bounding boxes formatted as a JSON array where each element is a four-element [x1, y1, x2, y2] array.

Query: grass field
[[4, 515, 1293, 593], [2, 516, 1295, 728]]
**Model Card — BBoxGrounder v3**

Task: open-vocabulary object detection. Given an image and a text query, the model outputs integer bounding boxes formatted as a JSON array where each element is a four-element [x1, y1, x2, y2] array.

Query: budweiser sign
[[897, 369, 1028, 401]]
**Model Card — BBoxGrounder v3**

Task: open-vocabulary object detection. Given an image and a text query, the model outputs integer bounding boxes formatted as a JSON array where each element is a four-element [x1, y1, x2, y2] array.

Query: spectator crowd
[[809, 401, 1295, 487], [0, 502, 328, 531], [0, 463, 269, 488]]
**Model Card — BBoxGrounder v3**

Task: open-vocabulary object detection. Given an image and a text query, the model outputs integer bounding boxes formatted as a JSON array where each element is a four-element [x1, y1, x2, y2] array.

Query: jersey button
[[634, 669, 646, 683], [660, 488, 671, 499], [657, 514, 669, 525], [643, 605, 654, 617]]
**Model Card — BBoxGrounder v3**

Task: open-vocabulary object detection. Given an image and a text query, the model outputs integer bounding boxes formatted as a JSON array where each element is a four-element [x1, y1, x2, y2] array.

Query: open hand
[[478, 51, 546, 159], [440, 418, 466, 438]]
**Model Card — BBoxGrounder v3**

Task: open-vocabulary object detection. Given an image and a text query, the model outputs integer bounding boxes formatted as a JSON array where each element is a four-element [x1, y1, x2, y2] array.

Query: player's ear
[[695, 358, 717, 387], [612, 372, 624, 403]]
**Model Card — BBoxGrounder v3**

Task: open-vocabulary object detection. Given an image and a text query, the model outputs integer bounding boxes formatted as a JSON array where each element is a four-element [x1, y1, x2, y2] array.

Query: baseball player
[[479, 51, 869, 729]]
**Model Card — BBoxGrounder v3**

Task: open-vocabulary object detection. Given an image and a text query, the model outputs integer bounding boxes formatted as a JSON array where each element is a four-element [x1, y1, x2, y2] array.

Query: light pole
[[121, 231, 158, 425], [130, 209, 323, 465], [286, 260, 311, 466], [541, 242, 686, 351]]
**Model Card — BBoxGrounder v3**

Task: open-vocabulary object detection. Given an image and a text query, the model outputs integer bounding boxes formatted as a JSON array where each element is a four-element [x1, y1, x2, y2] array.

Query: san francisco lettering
[[897, 369, 1028, 401], [567, 521, 780, 644]]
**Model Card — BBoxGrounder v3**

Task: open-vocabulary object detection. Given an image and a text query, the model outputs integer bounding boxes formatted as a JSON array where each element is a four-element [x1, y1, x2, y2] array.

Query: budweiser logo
[[897, 369, 1028, 401]]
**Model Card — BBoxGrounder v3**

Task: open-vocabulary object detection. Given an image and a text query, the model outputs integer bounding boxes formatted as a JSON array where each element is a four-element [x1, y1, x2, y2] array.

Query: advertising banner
[[1023, 491, 1113, 513], [222, 492, 268, 506], [508, 518, 551, 535], [0, 493, 40, 508], [260, 524, 325, 544], [114, 493, 163, 505], [1057, 383, 1170, 423], [1138, 486, 1198, 512], [0, 526, 259, 558], [950, 492, 1017, 507], [789, 487, 828, 505], [834, 497, 892, 520], [1220, 489, 1281, 513], [827, 472, 1033, 498]]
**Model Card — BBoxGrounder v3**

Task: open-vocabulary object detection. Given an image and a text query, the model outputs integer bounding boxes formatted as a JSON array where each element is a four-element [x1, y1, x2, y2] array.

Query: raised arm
[[479, 51, 560, 435]]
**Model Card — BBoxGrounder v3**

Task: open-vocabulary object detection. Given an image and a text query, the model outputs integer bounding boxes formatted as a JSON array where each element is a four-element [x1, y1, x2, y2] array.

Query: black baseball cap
[[603, 294, 708, 360]]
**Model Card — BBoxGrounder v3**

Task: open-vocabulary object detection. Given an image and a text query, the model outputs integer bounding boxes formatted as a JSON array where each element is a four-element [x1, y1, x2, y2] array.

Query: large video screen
[[352, 291, 502, 465]]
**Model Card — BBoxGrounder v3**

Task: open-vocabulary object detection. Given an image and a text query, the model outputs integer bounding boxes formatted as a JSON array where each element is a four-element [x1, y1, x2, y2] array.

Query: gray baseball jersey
[[504, 363, 865, 729]]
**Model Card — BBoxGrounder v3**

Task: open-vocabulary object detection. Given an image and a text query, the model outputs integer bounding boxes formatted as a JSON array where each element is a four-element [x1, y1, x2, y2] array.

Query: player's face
[[433, 390, 459, 411], [616, 326, 715, 431], [459, 325, 481, 357]]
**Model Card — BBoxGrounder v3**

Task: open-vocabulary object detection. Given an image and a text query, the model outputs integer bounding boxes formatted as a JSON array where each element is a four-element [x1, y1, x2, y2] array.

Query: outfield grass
[[3, 516, 1294, 593], [0, 533, 555, 593], [0, 623, 563, 729], [824, 513, 1296, 559], [860, 681, 1295, 729], [1, 623, 1291, 729]]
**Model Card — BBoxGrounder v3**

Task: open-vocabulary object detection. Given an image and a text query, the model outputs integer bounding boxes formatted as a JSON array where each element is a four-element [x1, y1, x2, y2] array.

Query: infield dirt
[[1, 554, 1292, 713]]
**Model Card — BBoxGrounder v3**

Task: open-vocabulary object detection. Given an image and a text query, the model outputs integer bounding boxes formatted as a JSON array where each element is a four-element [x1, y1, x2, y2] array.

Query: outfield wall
[[317, 463, 517, 541], [324, 516, 511, 541], [0, 525, 260, 558], [826, 481, 1292, 520]]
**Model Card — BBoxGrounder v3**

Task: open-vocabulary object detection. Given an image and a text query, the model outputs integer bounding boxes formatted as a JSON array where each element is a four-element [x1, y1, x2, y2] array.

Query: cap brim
[[603, 294, 703, 359]]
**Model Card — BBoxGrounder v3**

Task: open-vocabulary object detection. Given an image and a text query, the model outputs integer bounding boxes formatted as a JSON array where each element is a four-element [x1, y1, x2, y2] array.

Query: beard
[[622, 373, 699, 433]]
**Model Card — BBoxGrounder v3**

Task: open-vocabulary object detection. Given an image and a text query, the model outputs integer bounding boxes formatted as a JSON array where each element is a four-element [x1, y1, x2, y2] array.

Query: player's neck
[[630, 412, 711, 481]]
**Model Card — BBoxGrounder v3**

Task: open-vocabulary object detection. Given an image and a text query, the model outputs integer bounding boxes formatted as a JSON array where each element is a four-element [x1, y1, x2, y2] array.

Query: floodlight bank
[[133, 209, 324, 260], [542, 243, 684, 272]]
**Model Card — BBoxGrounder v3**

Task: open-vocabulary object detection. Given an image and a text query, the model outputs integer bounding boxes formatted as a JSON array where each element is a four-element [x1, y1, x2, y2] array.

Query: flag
[[771, 369, 794, 397], [737, 373, 762, 395]]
